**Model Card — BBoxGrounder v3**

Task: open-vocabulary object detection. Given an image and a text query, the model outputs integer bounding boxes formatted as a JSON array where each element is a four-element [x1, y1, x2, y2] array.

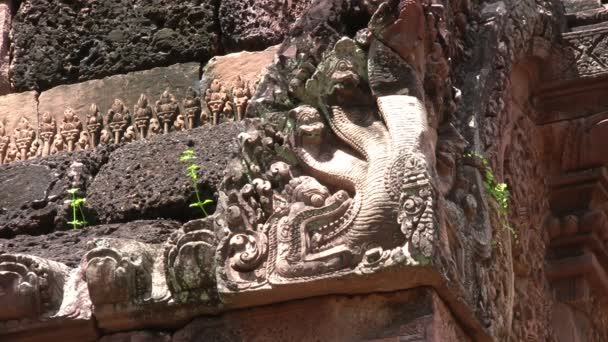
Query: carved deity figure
[[59, 107, 83, 152], [100, 129, 111, 145], [0, 120, 9, 165], [27, 138, 42, 159], [4, 142, 20, 163], [123, 126, 136, 143], [183, 87, 202, 128], [13, 117, 35, 161], [87, 104, 104, 147], [107, 99, 131, 144], [148, 118, 161, 137], [205, 79, 232, 125], [231, 76, 251, 121], [50, 133, 65, 155], [134, 94, 153, 139], [173, 114, 187, 131], [155, 90, 179, 134], [39, 112, 57, 157], [76, 131, 90, 151]]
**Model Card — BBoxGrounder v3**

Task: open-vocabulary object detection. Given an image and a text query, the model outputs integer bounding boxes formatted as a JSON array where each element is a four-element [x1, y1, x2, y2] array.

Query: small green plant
[[180, 149, 214, 217], [65, 187, 87, 229], [465, 152, 516, 241]]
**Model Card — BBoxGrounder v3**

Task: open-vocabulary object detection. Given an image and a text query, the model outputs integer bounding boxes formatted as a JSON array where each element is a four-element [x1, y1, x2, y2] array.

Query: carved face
[[290, 176, 331, 207], [329, 58, 361, 99], [291, 106, 325, 146], [64, 108, 75, 121]]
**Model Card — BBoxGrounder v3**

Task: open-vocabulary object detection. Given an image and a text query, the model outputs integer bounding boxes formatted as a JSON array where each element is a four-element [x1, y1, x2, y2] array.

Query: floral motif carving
[[13, 117, 35, 161], [87, 104, 103, 147], [205, 79, 232, 125], [133, 94, 153, 139], [40, 112, 57, 157], [107, 99, 131, 144], [59, 107, 83, 152], [183, 87, 202, 128], [231, 76, 251, 121], [155, 90, 179, 134]]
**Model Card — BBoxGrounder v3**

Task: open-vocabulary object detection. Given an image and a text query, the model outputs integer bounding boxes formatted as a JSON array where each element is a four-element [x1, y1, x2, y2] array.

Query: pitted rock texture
[[0, 220, 179, 267], [87, 122, 243, 224], [219, 0, 314, 51], [11, 0, 219, 91], [0, 146, 114, 237]]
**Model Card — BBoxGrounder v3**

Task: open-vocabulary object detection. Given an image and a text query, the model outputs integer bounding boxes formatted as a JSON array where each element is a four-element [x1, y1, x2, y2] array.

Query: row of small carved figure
[[0, 77, 253, 165]]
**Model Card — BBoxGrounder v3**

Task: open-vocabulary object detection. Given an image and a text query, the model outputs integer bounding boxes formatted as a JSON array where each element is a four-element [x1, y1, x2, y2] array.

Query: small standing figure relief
[[28, 138, 42, 159], [134, 94, 153, 139], [123, 126, 136, 143], [173, 114, 187, 132], [232, 76, 251, 121], [100, 129, 111, 145], [13, 117, 35, 161], [40, 112, 57, 157], [50, 133, 65, 155], [76, 131, 91, 151], [107, 99, 131, 144], [0, 120, 9, 165], [60, 107, 83, 152], [205, 79, 232, 125], [148, 117, 161, 137], [183, 87, 201, 129], [87, 104, 104, 147], [155, 90, 180, 134], [4, 142, 20, 163]]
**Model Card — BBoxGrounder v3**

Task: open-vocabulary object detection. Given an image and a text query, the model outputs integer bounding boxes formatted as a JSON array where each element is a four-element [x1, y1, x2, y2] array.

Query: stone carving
[[13, 117, 35, 161], [59, 107, 83, 152], [148, 118, 161, 136], [77, 131, 90, 151], [27, 138, 42, 159], [183, 87, 202, 129], [50, 133, 65, 155], [215, 37, 436, 290], [174, 114, 187, 132], [133, 94, 153, 139], [4, 142, 19, 163], [100, 129, 111, 145], [123, 126, 136, 143], [155, 90, 179, 134], [84, 239, 154, 305], [107, 99, 131, 144], [0, 120, 8, 165], [40, 112, 57, 157], [0, 254, 70, 321], [164, 219, 218, 303], [87, 104, 104, 147], [205, 79, 232, 125], [231, 76, 251, 121]]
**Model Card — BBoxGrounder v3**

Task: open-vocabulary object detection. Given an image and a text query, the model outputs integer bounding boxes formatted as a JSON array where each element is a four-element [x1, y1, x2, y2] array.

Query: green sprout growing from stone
[[65, 187, 87, 229], [180, 149, 213, 217]]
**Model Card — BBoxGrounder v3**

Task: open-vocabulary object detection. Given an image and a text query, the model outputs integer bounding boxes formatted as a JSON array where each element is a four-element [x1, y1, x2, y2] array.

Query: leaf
[[67, 188, 79, 194], [202, 199, 214, 206], [189, 202, 204, 208]]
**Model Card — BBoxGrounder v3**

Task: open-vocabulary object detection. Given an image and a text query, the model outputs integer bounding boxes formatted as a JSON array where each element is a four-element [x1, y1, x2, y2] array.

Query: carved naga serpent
[[268, 38, 435, 282]]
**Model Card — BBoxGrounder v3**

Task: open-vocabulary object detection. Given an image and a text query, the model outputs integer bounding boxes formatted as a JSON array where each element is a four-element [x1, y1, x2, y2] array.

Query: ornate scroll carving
[[87, 104, 103, 147], [84, 239, 154, 305], [13, 117, 35, 161], [155, 90, 179, 134], [59, 107, 83, 152], [107, 99, 131, 144], [0, 254, 70, 321], [133, 94, 153, 139], [183, 87, 202, 128]]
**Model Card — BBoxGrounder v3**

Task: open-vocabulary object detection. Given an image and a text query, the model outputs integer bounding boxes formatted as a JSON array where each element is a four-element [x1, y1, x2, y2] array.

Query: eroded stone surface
[[87, 122, 243, 224], [0, 1, 12, 95], [11, 1, 218, 91], [0, 220, 179, 267], [219, 0, 314, 51]]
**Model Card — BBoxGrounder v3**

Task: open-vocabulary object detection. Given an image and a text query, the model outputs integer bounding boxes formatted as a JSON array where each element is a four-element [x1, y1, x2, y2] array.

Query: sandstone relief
[[0, 84, 250, 166]]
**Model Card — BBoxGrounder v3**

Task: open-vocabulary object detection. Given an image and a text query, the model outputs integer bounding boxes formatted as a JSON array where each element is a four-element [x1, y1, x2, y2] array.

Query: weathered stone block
[[0, 90, 38, 133], [172, 289, 471, 341], [10, 0, 219, 91], [219, 0, 313, 51], [87, 122, 243, 224]]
